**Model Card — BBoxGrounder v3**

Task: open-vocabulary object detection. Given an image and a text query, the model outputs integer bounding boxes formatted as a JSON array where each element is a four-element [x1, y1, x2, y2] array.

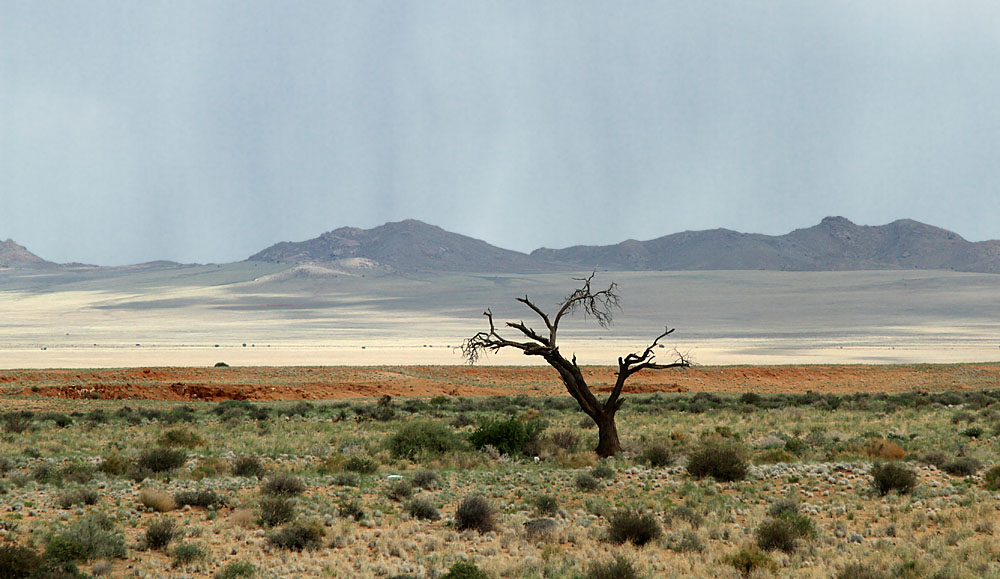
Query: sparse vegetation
[[4, 366, 1000, 578]]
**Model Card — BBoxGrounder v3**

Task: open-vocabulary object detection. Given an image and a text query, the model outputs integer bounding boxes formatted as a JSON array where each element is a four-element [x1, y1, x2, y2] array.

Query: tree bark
[[594, 409, 622, 458]]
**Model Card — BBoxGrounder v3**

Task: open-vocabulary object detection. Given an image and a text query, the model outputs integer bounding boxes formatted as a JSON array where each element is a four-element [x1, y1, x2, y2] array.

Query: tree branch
[[606, 327, 691, 408]]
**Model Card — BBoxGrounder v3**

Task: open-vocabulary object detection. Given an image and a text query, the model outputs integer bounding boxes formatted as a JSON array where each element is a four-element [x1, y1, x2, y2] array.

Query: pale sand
[[2, 340, 997, 369], [2, 268, 997, 369]]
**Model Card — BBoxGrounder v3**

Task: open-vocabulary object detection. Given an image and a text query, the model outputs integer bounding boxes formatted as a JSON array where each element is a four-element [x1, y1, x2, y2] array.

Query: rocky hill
[[530, 217, 1000, 273], [0, 239, 55, 269], [248, 219, 552, 273]]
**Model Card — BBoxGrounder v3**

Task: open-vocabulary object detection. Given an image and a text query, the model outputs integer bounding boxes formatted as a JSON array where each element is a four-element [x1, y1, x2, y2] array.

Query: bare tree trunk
[[462, 273, 689, 457], [594, 410, 622, 458]]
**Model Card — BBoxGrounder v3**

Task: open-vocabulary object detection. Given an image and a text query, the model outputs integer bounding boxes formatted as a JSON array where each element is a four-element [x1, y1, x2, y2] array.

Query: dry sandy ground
[[2, 363, 999, 406], [2, 268, 999, 369]]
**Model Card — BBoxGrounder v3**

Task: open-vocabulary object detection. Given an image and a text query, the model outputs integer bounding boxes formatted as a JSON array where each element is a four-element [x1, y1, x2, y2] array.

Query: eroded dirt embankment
[[1, 363, 998, 403]]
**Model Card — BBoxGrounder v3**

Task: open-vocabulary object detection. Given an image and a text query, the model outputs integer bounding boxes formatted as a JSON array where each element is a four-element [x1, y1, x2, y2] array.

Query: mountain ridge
[[4, 217, 999, 273]]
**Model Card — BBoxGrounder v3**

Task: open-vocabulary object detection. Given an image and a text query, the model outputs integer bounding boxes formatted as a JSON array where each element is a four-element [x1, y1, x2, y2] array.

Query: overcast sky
[[2, 2, 999, 265]]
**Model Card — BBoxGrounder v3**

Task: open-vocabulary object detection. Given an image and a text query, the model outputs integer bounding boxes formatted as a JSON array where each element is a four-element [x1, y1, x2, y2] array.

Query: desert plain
[[2, 267, 1000, 578]]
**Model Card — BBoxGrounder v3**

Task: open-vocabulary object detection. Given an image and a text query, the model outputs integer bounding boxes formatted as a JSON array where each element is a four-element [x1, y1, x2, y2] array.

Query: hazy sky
[[3, 2, 999, 265]]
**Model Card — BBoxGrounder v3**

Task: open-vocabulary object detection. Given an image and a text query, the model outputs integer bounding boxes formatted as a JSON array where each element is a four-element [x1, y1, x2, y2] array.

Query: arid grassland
[[3, 367, 1000, 578]]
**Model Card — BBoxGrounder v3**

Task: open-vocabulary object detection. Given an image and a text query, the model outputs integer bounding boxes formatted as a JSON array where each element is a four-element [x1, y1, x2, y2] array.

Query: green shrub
[[267, 521, 325, 551], [469, 418, 545, 457], [171, 543, 207, 567], [231, 455, 267, 478], [386, 420, 462, 459], [548, 429, 581, 451], [871, 462, 917, 496], [455, 495, 496, 533], [960, 426, 984, 438], [261, 473, 305, 497], [942, 457, 982, 476], [920, 451, 949, 468], [784, 437, 808, 454], [0, 543, 44, 578], [667, 505, 703, 528], [339, 499, 365, 521], [641, 443, 675, 467], [145, 517, 177, 550], [136, 447, 187, 474], [342, 456, 378, 474], [755, 514, 814, 553], [673, 529, 704, 552], [215, 560, 256, 579], [607, 509, 661, 547], [836, 563, 891, 579], [57, 488, 99, 509], [575, 472, 600, 491], [174, 488, 226, 509], [411, 470, 441, 489], [4, 413, 33, 434], [724, 547, 776, 577], [406, 497, 441, 521], [583, 555, 640, 579], [384, 478, 413, 502], [532, 494, 560, 516], [157, 428, 204, 448], [31, 463, 58, 484], [258, 496, 295, 528], [331, 472, 360, 487], [983, 465, 1000, 490], [767, 498, 800, 518], [46, 512, 126, 562], [686, 442, 748, 482], [591, 463, 616, 480], [283, 401, 313, 417], [98, 452, 131, 476], [440, 560, 491, 579], [58, 461, 96, 484]]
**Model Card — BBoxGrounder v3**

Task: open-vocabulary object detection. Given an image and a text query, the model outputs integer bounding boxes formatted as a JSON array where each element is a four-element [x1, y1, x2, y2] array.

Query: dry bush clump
[[261, 472, 305, 497], [139, 488, 176, 512], [870, 462, 918, 496], [455, 495, 496, 533], [686, 441, 748, 482], [145, 517, 177, 550], [607, 509, 662, 547], [864, 438, 906, 460]]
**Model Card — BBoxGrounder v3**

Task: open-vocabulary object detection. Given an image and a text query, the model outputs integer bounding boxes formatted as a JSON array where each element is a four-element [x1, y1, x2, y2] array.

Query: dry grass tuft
[[139, 488, 176, 512]]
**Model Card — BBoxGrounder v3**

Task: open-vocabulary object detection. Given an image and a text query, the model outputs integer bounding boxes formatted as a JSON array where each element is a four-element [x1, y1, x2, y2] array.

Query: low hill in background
[[253, 217, 1000, 274], [5, 217, 999, 274], [247, 219, 553, 273], [0, 239, 56, 269], [531, 217, 1000, 273]]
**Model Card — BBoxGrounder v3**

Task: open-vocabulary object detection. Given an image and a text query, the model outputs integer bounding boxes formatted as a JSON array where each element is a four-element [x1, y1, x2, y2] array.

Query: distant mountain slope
[[248, 219, 551, 273], [531, 217, 1000, 273], [0, 239, 56, 269]]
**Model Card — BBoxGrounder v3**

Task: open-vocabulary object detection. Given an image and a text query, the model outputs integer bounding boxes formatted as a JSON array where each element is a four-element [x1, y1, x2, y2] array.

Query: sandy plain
[[1, 266, 998, 369]]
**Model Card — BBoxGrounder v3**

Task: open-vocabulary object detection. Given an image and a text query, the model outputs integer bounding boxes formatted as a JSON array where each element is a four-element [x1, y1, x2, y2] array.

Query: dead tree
[[462, 273, 690, 457]]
